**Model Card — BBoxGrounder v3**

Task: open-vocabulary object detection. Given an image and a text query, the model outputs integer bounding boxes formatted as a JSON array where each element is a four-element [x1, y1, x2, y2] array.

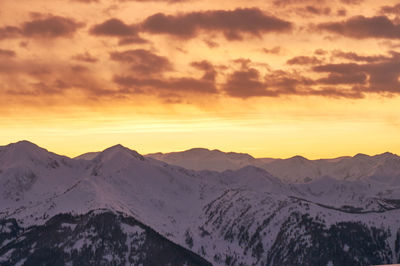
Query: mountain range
[[1, 141, 400, 265]]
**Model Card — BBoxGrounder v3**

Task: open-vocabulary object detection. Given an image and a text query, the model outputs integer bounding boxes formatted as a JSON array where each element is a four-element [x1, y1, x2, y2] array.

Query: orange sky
[[1, 0, 400, 159]]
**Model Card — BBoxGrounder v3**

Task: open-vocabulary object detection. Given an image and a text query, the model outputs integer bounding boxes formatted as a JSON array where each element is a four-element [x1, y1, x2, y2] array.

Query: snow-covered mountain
[[146, 148, 400, 184], [74, 151, 100, 161], [0, 211, 211, 266], [146, 148, 260, 172], [1, 141, 400, 265]]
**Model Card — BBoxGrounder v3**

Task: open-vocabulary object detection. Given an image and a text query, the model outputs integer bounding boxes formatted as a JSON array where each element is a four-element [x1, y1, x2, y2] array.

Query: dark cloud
[[190, 60, 217, 81], [223, 67, 272, 98], [331, 50, 388, 63], [273, 0, 326, 7], [110, 49, 172, 75], [313, 53, 400, 94], [0, 58, 108, 99], [318, 16, 400, 39], [337, 9, 347, 17], [71, 65, 90, 72], [262, 47, 281, 54], [314, 49, 327, 55], [119, 0, 188, 2], [317, 73, 368, 85], [0, 52, 120, 103], [140, 8, 292, 40], [0, 26, 21, 40], [21, 15, 84, 38], [90, 18, 147, 44], [113, 76, 217, 94], [0, 15, 83, 40], [203, 39, 219, 48], [339, 0, 364, 4], [265, 70, 314, 93], [304, 6, 331, 16], [307, 87, 363, 98], [222, 63, 357, 99], [118, 36, 148, 45], [72, 52, 98, 63], [90, 18, 136, 36], [0, 49, 16, 57], [222, 56, 399, 99], [113, 59, 217, 95], [287, 56, 322, 65], [70, 0, 99, 3], [380, 3, 400, 15], [222, 66, 307, 98], [314, 63, 360, 74]]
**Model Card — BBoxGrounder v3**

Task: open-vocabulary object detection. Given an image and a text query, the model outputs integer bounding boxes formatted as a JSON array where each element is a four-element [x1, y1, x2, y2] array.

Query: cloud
[[317, 73, 367, 85], [22, 15, 84, 38], [90, 18, 136, 36], [119, 0, 188, 2], [287, 56, 322, 65], [337, 9, 347, 16], [113, 75, 217, 95], [339, 0, 364, 4], [314, 49, 328, 55], [304, 6, 331, 16], [110, 49, 172, 75], [0, 56, 111, 101], [380, 3, 400, 15], [90, 18, 147, 44], [190, 60, 217, 81], [331, 50, 388, 63], [222, 63, 359, 99], [0, 26, 21, 40], [273, 0, 326, 7], [113, 59, 217, 96], [0, 15, 83, 40], [262, 47, 281, 54], [0, 49, 16, 57], [313, 53, 400, 94], [265, 70, 314, 93], [223, 67, 269, 98], [70, 0, 99, 3], [118, 36, 148, 45], [318, 16, 400, 39], [72, 52, 98, 63], [140, 8, 292, 40], [307, 87, 363, 98], [313, 63, 359, 74]]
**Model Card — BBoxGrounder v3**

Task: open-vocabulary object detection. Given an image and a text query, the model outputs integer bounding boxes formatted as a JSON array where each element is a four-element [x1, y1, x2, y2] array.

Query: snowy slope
[[1, 141, 400, 265], [146, 148, 261, 172], [0, 141, 86, 220], [146, 148, 400, 184], [74, 151, 100, 161], [261, 152, 400, 184], [0, 211, 212, 266]]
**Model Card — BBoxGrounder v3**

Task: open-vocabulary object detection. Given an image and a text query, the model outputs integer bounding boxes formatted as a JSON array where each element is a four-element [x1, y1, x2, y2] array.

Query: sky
[[1, 0, 400, 159]]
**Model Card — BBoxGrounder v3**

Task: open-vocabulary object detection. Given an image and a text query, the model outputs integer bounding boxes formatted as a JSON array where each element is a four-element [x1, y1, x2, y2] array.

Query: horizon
[[1, 139, 397, 161]]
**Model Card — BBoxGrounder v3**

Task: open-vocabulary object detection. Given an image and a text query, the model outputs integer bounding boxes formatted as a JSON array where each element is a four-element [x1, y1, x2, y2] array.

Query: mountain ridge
[[1, 141, 400, 265]]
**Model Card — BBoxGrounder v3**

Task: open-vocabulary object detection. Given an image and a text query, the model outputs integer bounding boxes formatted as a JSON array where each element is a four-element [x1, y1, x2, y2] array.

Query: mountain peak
[[0, 141, 63, 169], [354, 153, 369, 159], [287, 155, 309, 162], [108, 144, 125, 150], [185, 148, 213, 154], [95, 144, 144, 162], [7, 140, 41, 150], [375, 152, 397, 158], [1, 140, 46, 156]]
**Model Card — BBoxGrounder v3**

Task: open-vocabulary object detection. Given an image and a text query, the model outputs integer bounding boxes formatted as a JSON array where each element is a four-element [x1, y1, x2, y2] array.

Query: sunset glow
[[1, 0, 400, 158]]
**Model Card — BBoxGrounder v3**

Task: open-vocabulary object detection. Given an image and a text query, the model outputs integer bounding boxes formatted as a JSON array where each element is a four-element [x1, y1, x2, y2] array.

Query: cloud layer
[[0, 0, 399, 108]]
